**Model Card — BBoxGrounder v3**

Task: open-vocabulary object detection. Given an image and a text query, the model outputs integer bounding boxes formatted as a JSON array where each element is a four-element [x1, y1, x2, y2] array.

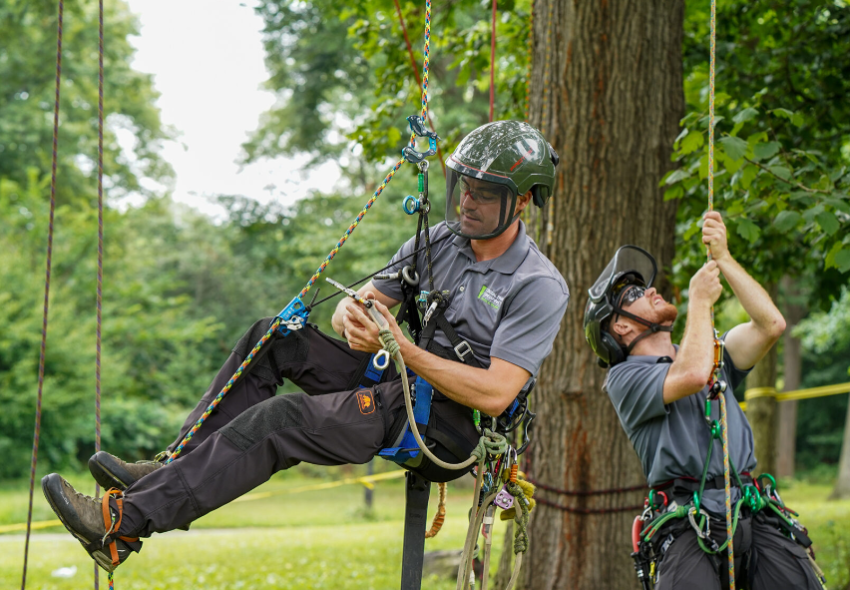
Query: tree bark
[[829, 398, 850, 499], [519, 1, 684, 588], [776, 275, 805, 479], [746, 281, 779, 477]]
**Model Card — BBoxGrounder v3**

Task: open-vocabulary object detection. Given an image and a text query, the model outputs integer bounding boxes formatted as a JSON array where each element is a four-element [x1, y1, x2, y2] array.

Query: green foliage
[[0, 0, 172, 201], [665, 0, 850, 309], [247, 0, 530, 176]]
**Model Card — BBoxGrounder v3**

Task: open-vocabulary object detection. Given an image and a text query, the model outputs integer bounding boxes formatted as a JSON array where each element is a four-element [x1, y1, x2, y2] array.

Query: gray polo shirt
[[604, 347, 756, 514], [372, 221, 569, 376]]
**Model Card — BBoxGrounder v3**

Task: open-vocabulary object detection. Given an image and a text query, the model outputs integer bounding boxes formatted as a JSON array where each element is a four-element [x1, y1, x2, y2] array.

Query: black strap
[[655, 473, 754, 496], [424, 425, 472, 462]]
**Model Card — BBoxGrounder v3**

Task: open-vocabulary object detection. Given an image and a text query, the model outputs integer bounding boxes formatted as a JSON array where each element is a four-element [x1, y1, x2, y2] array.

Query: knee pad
[[220, 393, 305, 451]]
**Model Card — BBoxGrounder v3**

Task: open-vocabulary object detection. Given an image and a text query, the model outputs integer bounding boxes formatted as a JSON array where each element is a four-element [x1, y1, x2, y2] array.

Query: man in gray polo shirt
[[42, 120, 569, 573], [584, 213, 822, 589]]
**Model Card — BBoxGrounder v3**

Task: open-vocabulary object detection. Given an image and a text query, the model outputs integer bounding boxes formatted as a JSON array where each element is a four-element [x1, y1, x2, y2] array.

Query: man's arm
[[702, 211, 786, 369], [343, 299, 530, 417], [662, 261, 723, 404]]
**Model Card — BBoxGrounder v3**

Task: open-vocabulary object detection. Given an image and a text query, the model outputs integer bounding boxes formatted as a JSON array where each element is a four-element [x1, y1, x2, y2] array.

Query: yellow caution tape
[[739, 381, 850, 411], [0, 470, 407, 534]]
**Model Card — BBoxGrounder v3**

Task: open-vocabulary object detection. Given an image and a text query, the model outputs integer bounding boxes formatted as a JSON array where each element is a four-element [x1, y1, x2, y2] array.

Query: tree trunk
[[829, 397, 850, 500], [519, 1, 684, 588], [746, 281, 779, 477], [776, 275, 805, 479]]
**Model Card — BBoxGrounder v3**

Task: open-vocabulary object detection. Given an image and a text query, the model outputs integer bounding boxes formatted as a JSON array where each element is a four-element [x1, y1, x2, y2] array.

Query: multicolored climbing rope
[[167, 0, 436, 465], [166, 318, 282, 463], [706, 0, 735, 585]]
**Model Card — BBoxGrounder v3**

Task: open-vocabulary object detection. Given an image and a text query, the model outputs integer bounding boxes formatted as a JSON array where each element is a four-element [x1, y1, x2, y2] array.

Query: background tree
[[518, 2, 684, 587]]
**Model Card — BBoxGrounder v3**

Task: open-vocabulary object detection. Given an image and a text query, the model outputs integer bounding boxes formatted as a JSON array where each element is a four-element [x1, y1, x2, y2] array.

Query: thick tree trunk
[[776, 275, 805, 479], [829, 399, 850, 499], [746, 281, 779, 477], [518, 1, 684, 588]]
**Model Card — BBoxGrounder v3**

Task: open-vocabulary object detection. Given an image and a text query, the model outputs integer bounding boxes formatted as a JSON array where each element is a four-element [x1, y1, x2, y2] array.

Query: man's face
[[617, 285, 678, 327], [457, 175, 510, 237]]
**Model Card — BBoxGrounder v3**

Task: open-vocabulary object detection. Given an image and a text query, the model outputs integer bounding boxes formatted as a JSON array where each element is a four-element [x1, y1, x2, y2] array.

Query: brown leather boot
[[88, 451, 166, 491], [41, 474, 141, 572]]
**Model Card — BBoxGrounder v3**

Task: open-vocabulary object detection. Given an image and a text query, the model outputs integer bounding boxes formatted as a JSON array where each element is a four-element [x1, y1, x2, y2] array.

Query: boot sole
[[88, 452, 136, 491], [41, 474, 116, 573]]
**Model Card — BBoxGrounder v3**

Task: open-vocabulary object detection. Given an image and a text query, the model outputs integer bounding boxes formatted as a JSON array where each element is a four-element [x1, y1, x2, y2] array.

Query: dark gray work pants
[[655, 510, 823, 590], [116, 319, 478, 539]]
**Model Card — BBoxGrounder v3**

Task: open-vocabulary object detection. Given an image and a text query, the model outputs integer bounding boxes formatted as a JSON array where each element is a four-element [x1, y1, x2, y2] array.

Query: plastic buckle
[[454, 340, 473, 362], [401, 115, 440, 164]]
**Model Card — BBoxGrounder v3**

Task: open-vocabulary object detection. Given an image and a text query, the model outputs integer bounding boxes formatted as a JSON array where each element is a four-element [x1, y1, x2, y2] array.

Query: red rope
[[392, 0, 446, 177], [21, 3, 63, 589], [529, 479, 648, 497], [95, 0, 105, 586], [489, 0, 497, 122], [537, 497, 645, 515]]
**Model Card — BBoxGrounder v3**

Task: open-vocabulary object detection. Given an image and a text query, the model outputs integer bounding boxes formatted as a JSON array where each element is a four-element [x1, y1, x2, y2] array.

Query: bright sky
[[124, 0, 341, 218]]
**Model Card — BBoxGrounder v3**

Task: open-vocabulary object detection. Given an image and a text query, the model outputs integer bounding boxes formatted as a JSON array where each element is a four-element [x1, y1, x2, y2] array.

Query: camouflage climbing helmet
[[445, 121, 559, 240]]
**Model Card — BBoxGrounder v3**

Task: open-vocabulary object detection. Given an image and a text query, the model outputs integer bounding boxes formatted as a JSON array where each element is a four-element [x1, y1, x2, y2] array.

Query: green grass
[[1, 469, 848, 589]]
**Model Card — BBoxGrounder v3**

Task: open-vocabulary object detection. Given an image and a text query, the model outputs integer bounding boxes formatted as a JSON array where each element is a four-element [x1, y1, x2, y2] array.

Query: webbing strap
[[379, 376, 434, 463]]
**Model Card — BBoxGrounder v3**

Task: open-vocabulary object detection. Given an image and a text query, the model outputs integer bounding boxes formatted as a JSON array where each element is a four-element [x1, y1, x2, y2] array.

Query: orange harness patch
[[356, 389, 376, 415]]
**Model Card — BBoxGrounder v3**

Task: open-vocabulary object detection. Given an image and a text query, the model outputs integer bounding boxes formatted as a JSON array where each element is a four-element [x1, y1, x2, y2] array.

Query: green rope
[[471, 429, 509, 461], [378, 328, 400, 357], [507, 479, 530, 554]]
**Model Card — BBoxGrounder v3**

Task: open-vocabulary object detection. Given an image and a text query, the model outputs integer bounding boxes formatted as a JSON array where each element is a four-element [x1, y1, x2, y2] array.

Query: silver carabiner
[[373, 349, 391, 371]]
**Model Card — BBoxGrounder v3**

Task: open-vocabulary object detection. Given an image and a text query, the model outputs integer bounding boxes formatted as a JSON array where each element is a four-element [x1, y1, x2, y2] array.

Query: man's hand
[[702, 211, 730, 263], [689, 260, 722, 308], [342, 293, 406, 354]]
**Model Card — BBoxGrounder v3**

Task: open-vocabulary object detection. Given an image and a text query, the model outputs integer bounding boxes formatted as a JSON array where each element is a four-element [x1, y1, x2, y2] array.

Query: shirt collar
[[452, 221, 530, 274]]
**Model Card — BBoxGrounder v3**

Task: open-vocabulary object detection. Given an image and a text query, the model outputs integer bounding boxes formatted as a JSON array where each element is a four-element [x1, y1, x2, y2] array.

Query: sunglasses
[[618, 285, 646, 307]]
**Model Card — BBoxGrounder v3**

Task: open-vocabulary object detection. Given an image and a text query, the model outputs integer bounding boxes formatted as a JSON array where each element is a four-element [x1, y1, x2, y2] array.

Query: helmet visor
[[588, 245, 658, 303], [445, 169, 517, 239]]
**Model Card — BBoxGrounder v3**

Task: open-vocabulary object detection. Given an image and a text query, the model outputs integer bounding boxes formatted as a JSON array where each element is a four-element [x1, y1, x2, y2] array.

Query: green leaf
[[836, 249, 850, 273], [815, 211, 840, 236], [684, 221, 701, 241], [733, 107, 759, 124], [773, 210, 802, 232], [768, 166, 792, 181], [680, 131, 704, 155], [664, 169, 692, 185], [825, 241, 842, 269], [753, 142, 781, 161], [674, 127, 689, 145], [771, 108, 796, 120], [718, 136, 748, 161], [664, 184, 684, 201], [735, 218, 761, 243], [741, 165, 758, 190]]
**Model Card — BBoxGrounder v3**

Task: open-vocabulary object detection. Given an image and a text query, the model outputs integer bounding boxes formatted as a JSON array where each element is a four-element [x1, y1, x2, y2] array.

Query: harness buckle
[[454, 340, 473, 362]]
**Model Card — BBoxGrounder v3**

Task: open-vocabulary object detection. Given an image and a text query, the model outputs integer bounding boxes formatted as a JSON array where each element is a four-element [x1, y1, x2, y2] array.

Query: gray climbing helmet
[[445, 121, 559, 240]]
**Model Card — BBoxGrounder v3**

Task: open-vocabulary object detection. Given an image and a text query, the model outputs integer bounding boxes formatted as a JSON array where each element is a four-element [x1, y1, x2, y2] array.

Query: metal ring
[[402, 265, 419, 286], [373, 350, 391, 371], [418, 160, 429, 172]]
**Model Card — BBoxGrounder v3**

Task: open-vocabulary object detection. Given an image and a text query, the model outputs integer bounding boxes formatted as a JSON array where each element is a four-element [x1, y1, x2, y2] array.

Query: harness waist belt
[[655, 473, 754, 495]]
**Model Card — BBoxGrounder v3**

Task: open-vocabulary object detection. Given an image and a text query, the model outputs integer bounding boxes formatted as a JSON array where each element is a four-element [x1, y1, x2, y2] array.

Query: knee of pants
[[219, 392, 305, 452], [232, 318, 309, 384]]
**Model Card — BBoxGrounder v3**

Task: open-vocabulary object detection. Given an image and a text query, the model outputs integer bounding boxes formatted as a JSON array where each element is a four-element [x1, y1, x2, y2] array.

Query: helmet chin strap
[[612, 306, 673, 354]]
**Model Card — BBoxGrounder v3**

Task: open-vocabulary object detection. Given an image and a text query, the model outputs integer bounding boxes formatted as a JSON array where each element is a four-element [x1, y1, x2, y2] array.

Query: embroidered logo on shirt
[[356, 389, 376, 415], [477, 284, 504, 310]]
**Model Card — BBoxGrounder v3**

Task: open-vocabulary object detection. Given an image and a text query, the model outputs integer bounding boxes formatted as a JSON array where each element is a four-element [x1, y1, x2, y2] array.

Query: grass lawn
[[1, 467, 847, 589]]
